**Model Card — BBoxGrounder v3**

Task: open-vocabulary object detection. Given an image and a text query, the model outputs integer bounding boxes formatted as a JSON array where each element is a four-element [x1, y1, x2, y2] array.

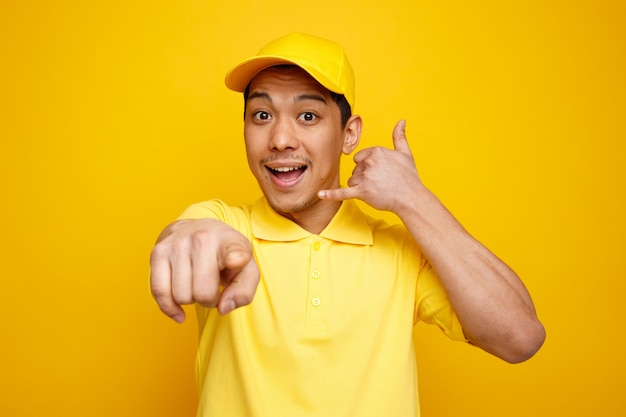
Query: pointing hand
[[150, 219, 259, 322]]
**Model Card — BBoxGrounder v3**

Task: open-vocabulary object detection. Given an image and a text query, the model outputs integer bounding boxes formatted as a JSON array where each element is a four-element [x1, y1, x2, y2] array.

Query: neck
[[279, 199, 342, 235]]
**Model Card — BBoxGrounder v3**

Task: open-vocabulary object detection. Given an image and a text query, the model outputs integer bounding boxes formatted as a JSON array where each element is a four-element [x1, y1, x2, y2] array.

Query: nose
[[269, 118, 299, 152]]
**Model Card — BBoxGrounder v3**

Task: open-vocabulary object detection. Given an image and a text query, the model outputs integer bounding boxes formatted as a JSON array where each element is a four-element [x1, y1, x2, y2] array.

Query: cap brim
[[225, 55, 345, 100], [225, 56, 299, 92]]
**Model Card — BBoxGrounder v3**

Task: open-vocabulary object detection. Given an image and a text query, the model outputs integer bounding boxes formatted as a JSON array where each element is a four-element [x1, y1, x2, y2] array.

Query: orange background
[[1, 1, 625, 416]]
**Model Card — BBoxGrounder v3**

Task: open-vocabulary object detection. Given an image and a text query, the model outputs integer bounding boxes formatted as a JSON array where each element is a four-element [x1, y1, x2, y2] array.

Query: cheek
[[244, 143, 260, 171], [246, 151, 262, 174], [315, 151, 342, 183], [244, 125, 268, 154]]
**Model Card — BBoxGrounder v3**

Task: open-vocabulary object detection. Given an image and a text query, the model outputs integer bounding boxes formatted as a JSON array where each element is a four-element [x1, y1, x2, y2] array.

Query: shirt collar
[[251, 197, 373, 245]]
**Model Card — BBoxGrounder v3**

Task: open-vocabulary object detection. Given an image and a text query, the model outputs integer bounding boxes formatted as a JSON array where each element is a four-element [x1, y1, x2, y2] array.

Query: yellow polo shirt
[[179, 198, 466, 417]]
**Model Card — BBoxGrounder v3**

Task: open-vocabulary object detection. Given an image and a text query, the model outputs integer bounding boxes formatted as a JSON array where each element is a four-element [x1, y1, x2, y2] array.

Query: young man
[[150, 33, 545, 417]]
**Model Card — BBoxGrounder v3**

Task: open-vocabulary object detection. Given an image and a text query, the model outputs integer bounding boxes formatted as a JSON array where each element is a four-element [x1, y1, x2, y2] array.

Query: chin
[[266, 193, 318, 215]]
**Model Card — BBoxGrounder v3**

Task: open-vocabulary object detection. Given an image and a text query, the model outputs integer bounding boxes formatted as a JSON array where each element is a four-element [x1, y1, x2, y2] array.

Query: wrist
[[394, 183, 432, 219]]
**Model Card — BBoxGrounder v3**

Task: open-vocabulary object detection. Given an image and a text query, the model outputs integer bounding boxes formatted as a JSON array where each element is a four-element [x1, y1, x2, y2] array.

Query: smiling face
[[243, 66, 361, 232]]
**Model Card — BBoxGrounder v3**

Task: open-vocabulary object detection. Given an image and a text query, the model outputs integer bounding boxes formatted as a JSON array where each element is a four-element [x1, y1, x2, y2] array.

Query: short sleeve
[[177, 199, 232, 221], [176, 199, 253, 238], [414, 255, 467, 342]]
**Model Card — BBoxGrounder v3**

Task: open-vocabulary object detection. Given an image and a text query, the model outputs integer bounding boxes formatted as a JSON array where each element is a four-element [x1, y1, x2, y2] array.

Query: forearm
[[397, 185, 545, 363]]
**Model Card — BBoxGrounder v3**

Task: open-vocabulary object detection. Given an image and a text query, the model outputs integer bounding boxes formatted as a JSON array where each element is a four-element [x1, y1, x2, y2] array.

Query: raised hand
[[150, 218, 260, 322], [320, 120, 546, 363], [318, 120, 422, 214]]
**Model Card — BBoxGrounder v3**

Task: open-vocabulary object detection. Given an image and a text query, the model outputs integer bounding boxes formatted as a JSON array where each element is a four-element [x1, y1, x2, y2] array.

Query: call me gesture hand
[[318, 119, 420, 215], [322, 119, 545, 363]]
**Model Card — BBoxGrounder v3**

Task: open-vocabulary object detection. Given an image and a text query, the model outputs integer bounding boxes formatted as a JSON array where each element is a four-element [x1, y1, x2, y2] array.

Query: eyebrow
[[247, 91, 272, 102], [247, 91, 328, 105], [295, 94, 327, 104]]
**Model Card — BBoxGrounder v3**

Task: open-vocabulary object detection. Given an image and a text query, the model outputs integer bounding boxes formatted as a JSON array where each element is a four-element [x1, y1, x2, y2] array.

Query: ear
[[342, 115, 362, 155]]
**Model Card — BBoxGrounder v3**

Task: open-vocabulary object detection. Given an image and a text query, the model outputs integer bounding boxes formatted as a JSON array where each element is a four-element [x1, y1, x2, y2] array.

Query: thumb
[[392, 120, 412, 155], [318, 186, 359, 202]]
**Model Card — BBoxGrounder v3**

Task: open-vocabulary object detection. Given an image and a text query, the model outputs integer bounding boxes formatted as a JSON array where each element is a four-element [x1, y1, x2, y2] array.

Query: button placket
[[305, 238, 325, 327]]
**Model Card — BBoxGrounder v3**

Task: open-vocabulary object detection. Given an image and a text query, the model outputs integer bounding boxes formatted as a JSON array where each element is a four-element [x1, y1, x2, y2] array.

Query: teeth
[[272, 166, 302, 172]]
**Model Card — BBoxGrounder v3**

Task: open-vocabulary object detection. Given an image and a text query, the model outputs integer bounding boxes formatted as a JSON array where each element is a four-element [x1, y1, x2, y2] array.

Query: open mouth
[[266, 165, 307, 186]]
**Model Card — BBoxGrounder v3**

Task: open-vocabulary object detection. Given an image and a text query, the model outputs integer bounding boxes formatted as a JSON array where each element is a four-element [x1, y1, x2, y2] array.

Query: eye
[[298, 112, 317, 122], [253, 111, 271, 121]]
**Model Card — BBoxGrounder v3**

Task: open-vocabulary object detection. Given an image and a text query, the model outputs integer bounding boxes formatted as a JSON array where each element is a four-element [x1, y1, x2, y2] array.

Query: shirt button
[[313, 241, 321, 251], [311, 298, 321, 307], [311, 270, 321, 279]]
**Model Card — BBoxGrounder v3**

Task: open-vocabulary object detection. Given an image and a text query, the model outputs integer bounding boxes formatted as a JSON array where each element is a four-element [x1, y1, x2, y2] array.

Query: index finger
[[218, 255, 260, 315]]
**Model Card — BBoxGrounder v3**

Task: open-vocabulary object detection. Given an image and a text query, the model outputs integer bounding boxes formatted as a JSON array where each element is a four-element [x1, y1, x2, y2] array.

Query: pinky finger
[[150, 254, 186, 323]]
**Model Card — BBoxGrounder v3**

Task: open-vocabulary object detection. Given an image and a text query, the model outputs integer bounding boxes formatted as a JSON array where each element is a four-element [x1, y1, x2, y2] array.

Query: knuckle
[[150, 285, 170, 303], [193, 272, 221, 307], [229, 245, 252, 262], [171, 290, 193, 306], [191, 229, 212, 247], [150, 244, 169, 264], [195, 292, 219, 308], [150, 279, 168, 296]]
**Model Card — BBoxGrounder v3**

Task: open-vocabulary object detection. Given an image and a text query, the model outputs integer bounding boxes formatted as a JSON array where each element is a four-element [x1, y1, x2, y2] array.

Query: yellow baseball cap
[[224, 33, 355, 109]]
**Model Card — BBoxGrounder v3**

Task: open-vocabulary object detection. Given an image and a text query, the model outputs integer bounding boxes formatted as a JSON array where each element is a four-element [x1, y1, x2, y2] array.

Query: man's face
[[244, 66, 352, 220]]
